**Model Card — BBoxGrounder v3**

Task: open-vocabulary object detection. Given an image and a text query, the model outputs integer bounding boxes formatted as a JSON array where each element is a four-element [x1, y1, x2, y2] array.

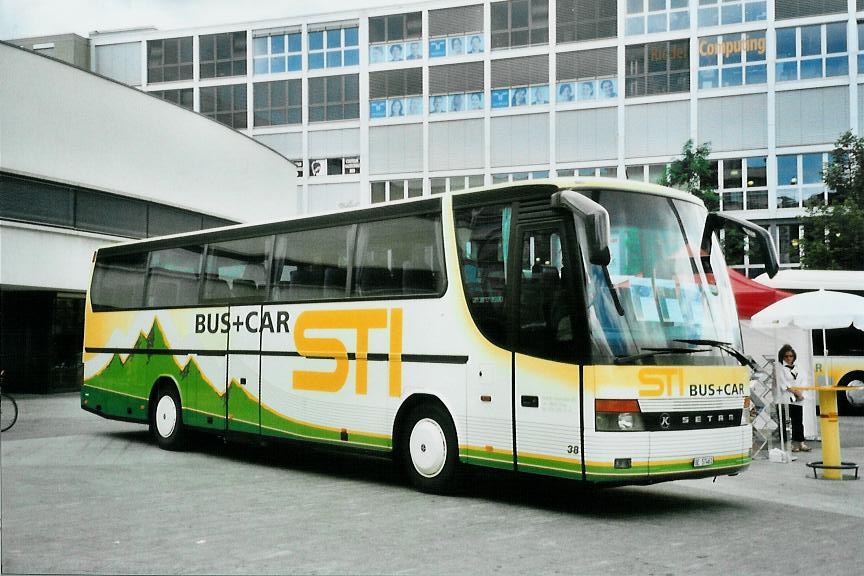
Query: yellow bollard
[[817, 389, 842, 480]]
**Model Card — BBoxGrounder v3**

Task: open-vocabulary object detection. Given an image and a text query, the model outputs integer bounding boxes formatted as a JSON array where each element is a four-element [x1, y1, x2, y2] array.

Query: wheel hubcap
[[155, 395, 177, 438], [409, 418, 447, 478], [846, 379, 864, 407]]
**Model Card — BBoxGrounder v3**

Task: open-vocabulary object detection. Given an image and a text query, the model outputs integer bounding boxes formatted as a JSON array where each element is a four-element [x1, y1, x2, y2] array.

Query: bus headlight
[[595, 399, 645, 432], [618, 412, 634, 430]]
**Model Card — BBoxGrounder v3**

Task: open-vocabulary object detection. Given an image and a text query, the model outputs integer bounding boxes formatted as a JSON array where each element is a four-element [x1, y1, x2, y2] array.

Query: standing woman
[[776, 344, 811, 452]]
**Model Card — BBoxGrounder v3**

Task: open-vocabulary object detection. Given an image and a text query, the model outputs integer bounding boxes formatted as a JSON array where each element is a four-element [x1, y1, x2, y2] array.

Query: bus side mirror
[[701, 212, 780, 278], [551, 190, 611, 266]]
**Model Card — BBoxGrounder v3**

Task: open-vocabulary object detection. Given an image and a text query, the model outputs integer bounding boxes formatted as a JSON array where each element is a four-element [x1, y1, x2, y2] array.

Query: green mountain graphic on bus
[[82, 319, 391, 450]]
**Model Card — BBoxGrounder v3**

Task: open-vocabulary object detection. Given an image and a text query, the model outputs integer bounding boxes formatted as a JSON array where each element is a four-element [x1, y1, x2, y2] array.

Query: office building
[[87, 0, 864, 277]]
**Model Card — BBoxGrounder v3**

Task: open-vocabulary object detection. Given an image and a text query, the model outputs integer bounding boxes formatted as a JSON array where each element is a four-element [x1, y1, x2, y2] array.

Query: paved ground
[[1, 393, 863, 575]]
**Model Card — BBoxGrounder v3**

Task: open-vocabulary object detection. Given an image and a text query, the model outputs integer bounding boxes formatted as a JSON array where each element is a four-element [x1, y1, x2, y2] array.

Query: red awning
[[728, 269, 793, 319]]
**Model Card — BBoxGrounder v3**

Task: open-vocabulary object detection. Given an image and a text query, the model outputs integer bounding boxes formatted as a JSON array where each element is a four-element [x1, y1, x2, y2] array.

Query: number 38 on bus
[[82, 179, 779, 493]]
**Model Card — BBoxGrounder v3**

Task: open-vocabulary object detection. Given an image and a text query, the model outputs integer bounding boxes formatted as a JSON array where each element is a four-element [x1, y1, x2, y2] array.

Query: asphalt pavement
[[1, 393, 863, 575]]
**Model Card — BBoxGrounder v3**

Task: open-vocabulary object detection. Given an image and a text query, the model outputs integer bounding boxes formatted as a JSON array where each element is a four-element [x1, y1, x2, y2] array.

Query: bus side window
[[145, 246, 203, 308], [202, 236, 273, 303], [826, 327, 864, 357], [353, 214, 444, 298], [517, 226, 576, 362], [91, 251, 148, 311], [272, 225, 352, 302], [453, 204, 510, 348], [812, 329, 825, 356]]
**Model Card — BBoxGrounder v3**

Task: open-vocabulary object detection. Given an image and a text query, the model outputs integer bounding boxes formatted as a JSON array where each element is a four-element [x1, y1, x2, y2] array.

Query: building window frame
[[253, 80, 302, 127], [253, 31, 302, 75], [556, 0, 617, 43], [776, 152, 832, 209], [200, 84, 248, 129], [625, 0, 691, 36], [199, 31, 247, 79], [697, 0, 767, 28], [491, 170, 550, 184], [371, 178, 424, 203], [625, 40, 690, 97], [148, 88, 194, 110], [146, 36, 193, 84], [857, 20, 864, 74], [308, 25, 360, 70], [490, 0, 549, 50], [775, 22, 849, 83], [697, 31, 767, 89], [308, 74, 360, 122], [706, 156, 769, 211], [369, 12, 422, 64], [556, 166, 617, 178]]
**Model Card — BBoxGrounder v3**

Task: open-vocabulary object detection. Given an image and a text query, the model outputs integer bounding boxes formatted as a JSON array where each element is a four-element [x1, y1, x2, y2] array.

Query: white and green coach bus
[[82, 179, 778, 492]]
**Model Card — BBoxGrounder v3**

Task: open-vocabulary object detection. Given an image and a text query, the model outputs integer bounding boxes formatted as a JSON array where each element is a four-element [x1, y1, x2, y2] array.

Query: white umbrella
[[751, 289, 864, 330]]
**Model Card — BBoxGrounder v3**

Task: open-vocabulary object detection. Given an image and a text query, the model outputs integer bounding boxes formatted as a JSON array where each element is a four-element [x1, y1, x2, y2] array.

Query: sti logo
[[638, 367, 686, 397], [292, 309, 403, 397]]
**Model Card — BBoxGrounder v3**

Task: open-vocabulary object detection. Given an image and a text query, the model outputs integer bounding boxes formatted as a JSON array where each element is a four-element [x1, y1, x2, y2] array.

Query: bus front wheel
[[150, 385, 186, 450], [400, 403, 459, 494]]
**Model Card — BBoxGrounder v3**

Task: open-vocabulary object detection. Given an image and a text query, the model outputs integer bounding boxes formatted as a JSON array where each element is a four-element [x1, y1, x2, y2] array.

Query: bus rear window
[[91, 252, 148, 311]]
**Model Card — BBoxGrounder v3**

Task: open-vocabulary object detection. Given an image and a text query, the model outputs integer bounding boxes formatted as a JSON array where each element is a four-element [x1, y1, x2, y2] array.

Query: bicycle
[[1, 370, 18, 432]]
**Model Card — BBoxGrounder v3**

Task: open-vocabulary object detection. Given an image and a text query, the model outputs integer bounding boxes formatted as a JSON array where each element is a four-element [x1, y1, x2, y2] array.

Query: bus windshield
[[583, 189, 741, 365]]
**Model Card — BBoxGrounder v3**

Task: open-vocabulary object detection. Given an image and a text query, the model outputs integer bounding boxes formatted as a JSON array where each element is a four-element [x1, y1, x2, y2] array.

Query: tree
[[800, 131, 864, 270], [661, 139, 719, 211]]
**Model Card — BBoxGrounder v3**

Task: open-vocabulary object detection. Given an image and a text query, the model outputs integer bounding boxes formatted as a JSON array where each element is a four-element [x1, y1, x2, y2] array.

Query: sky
[[0, 0, 424, 40]]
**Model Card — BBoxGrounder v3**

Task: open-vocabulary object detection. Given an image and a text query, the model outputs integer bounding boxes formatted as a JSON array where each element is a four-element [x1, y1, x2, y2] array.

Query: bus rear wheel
[[150, 385, 186, 450], [400, 403, 459, 494]]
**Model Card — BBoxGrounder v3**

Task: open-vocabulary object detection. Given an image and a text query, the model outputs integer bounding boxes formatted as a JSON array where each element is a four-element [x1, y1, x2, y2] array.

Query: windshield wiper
[[673, 339, 755, 368], [614, 346, 713, 365]]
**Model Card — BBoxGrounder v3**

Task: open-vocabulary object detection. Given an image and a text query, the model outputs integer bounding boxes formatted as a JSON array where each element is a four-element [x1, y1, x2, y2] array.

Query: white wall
[[775, 86, 850, 147], [698, 94, 768, 152], [624, 100, 690, 158], [556, 108, 617, 162], [490, 113, 549, 167], [0, 42, 297, 223], [0, 222, 122, 291]]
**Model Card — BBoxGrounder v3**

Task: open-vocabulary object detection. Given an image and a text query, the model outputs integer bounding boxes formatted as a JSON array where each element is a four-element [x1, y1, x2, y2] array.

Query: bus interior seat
[[205, 278, 233, 300], [287, 264, 325, 300], [357, 265, 394, 296], [402, 264, 436, 294], [231, 278, 260, 299], [322, 267, 347, 298], [146, 269, 199, 307]]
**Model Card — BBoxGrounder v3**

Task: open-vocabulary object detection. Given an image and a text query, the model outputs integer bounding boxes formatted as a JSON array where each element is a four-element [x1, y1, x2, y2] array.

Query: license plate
[[693, 456, 714, 468]]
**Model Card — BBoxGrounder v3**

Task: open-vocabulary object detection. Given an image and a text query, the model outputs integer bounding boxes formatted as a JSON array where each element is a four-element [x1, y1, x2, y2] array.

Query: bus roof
[[96, 177, 703, 253], [454, 177, 704, 207], [754, 269, 864, 293]]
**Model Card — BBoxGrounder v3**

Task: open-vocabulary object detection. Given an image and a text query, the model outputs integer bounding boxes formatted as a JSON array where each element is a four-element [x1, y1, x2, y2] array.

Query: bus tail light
[[742, 396, 751, 425], [596, 399, 645, 432]]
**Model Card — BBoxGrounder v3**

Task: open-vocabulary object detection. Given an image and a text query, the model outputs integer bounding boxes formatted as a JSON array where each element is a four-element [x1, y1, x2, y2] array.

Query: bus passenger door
[[226, 305, 262, 435], [512, 221, 584, 479]]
